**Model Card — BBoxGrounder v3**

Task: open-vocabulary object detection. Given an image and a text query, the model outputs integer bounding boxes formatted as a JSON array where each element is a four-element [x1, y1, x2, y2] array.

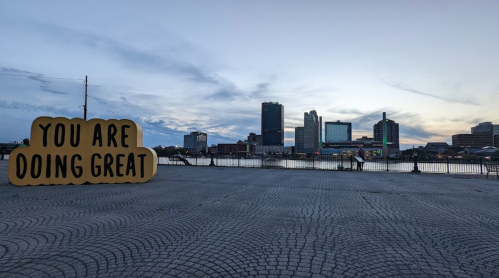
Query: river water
[[158, 157, 488, 175]]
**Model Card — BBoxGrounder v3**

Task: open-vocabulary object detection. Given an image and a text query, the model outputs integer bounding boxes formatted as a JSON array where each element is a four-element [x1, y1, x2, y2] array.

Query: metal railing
[[158, 154, 499, 175]]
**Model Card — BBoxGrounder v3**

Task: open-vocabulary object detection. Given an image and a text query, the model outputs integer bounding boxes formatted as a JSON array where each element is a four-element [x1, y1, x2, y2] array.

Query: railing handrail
[[156, 154, 499, 174]]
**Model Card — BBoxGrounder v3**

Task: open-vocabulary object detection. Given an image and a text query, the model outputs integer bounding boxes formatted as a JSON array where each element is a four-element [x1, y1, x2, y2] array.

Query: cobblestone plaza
[[1, 160, 499, 277]]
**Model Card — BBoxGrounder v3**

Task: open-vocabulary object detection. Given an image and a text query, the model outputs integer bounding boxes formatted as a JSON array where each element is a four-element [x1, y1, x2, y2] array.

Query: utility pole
[[84, 75, 88, 120]]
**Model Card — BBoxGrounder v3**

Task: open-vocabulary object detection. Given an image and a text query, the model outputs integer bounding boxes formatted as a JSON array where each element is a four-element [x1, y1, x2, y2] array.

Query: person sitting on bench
[[357, 147, 365, 171]]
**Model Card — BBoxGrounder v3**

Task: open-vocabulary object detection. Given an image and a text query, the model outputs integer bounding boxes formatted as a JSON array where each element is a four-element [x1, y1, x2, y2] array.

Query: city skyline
[[1, 1, 498, 150]]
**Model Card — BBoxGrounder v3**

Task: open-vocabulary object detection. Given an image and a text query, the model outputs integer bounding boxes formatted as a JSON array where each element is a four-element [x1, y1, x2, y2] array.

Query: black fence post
[[350, 155, 353, 170], [386, 156, 389, 171], [447, 156, 449, 174], [480, 157, 483, 174]]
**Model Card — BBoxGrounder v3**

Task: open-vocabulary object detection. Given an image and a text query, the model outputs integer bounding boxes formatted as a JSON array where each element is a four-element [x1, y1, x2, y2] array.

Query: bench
[[168, 156, 191, 165], [484, 163, 499, 179], [168, 156, 182, 161]]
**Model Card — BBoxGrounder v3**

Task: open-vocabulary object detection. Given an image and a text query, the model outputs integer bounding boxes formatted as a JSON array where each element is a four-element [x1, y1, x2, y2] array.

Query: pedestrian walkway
[[0, 161, 498, 277]]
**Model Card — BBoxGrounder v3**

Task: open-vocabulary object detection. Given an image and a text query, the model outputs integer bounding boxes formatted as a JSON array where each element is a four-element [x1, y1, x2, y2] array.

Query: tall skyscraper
[[261, 102, 284, 146], [183, 131, 208, 153], [325, 121, 352, 142], [304, 110, 320, 154], [373, 117, 399, 145], [295, 127, 305, 153]]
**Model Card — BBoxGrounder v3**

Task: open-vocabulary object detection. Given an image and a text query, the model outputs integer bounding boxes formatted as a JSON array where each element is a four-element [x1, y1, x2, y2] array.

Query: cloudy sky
[[1, 1, 498, 150]]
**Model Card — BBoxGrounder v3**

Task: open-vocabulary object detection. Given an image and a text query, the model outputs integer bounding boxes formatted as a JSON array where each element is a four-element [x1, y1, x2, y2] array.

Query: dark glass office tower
[[304, 110, 319, 154], [261, 102, 284, 146], [295, 127, 304, 153]]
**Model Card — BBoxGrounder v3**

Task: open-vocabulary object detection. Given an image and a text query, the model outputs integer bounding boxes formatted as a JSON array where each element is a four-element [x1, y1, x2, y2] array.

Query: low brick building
[[452, 134, 493, 148]]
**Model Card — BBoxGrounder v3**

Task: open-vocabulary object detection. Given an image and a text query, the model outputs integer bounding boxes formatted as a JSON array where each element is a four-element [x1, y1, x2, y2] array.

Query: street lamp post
[[209, 152, 215, 166], [412, 150, 421, 173]]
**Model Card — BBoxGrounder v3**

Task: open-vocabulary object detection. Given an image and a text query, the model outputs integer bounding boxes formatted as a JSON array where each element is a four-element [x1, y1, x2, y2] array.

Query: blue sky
[[1, 1, 498, 150]]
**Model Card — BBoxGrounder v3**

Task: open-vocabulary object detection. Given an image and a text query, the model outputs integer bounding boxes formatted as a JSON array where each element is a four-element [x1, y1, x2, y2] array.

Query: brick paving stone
[[280, 270, 295, 276], [1, 161, 499, 277]]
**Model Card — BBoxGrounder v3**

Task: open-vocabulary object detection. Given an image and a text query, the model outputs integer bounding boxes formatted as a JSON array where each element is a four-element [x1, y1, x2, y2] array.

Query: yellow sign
[[8, 117, 157, 186]]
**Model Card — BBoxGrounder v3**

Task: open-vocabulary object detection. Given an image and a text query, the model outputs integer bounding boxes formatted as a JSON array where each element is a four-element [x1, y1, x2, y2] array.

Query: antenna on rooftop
[[84, 75, 88, 120]]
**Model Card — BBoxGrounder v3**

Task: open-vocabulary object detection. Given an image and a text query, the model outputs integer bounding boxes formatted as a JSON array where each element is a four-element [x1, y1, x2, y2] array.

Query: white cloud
[[1, 1, 499, 149]]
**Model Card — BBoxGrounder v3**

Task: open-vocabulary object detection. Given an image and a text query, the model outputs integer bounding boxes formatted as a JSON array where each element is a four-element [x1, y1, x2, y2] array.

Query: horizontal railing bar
[[156, 154, 499, 175]]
